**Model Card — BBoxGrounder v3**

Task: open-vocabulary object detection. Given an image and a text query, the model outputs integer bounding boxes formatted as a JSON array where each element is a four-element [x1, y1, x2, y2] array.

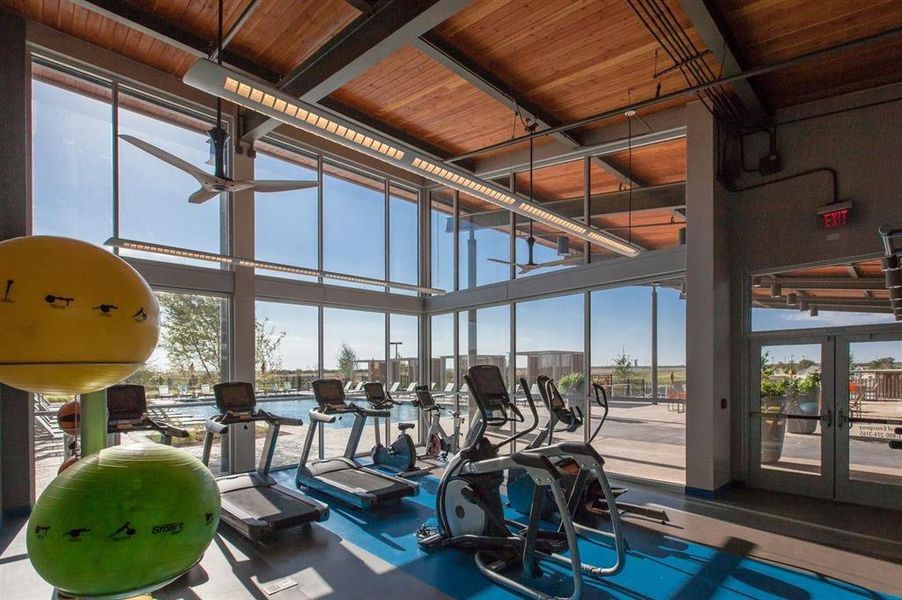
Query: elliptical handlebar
[[588, 382, 610, 443]]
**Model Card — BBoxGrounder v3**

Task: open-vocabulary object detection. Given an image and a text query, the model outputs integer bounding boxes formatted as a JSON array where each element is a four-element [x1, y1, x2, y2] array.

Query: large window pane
[[431, 313, 455, 392], [254, 301, 319, 468], [322, 308, 386, 455], [323, 308, 386, 385], [32, 69, 113, 245], [390, 184, 419, 291], [514, 160, 585, 277], [323, 162, 384, 284], [430, 313, 460, 446], [751, 258, 893, 332], [255, 301, 319, 393], [588, 140, 687, 257], [591, 285, 686, 485], [389, 313, 419, 390], [255, 142, 318, 280], [517, 294, 585, 402], [460, 305, 511, 444], [658, 284, 687, 401], [118, 93, 223, 266], [123, 292, 230, 472], [430, 188, 455, 292], [459, 192, 510, 288]]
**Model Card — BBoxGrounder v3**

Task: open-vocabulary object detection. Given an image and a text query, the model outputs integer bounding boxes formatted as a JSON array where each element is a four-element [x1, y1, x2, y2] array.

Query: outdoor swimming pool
[[169, 396, 435, 428]]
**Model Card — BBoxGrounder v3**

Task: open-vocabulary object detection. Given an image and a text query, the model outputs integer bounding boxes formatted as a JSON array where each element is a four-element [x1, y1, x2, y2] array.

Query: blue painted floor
[[273, 470, 898, 600]]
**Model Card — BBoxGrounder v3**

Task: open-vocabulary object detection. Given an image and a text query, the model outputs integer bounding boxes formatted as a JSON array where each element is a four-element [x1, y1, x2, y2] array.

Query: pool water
[[170, 396, 426, 428]]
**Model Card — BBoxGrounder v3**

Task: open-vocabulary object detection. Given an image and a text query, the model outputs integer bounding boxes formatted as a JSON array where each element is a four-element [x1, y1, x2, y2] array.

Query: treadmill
[[202, 382, 329, 541], [107, 384, 190, 444], [296, 379, 418, 509]]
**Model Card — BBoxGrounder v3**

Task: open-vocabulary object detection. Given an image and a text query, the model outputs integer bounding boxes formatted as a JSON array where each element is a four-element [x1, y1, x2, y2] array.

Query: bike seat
[[398, 423, 415, 431]]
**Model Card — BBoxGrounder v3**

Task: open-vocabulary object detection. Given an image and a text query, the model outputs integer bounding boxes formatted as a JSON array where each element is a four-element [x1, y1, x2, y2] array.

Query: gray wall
[[725, 84, 902, 481], [0, 9, 34, 522]]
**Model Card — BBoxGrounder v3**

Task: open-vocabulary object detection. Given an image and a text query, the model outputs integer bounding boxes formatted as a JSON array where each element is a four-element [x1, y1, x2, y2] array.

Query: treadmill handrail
[[205, 417, 228, 435], [309, 409, 338, 424]]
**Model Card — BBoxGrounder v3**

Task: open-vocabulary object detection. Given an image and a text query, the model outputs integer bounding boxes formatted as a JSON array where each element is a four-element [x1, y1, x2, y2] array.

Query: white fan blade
[[188, 188, 219, 204], [247, 180, 318, 193], [119, 135, 208, 182]]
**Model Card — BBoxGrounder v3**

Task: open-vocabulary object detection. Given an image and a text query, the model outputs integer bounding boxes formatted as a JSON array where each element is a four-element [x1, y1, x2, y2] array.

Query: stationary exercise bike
[[418, 365, 625, 600], [363, 382, 417, 473], [413, 385, 462, 460]]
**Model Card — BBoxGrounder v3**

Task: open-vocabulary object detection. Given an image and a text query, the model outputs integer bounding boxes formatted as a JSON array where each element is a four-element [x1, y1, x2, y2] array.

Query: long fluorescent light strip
[[107, 238, 445, 295], [183, 60, 640, 257]]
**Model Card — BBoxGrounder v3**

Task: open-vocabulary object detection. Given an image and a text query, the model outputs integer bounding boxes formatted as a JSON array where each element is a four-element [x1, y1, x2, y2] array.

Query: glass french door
[[835, 334, 902, 509], [750, 334, 902, 509]]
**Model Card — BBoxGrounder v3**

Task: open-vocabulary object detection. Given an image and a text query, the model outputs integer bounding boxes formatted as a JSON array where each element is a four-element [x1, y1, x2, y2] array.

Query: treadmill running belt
[[321, 470, 414, 501], [224, 487, 323, 526]]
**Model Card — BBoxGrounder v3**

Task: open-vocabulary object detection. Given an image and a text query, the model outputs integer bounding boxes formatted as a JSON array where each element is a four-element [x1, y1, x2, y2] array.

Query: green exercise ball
[[27, 443, 220, 599]]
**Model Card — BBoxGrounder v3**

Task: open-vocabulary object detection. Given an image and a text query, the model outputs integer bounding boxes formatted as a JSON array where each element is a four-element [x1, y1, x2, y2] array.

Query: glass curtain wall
[[430, 188, 455, 292], [390, 184, 419, 292], [516, 294, 585, 447], [118, 91, 223, 266], [255, 142, 319, 280], [31, 66, 113, 245], [590, 285, 686, 485], [459, 192, 510, 288], [459, 305, 511, 445], [323, 161, 385, 288], [123, 291, 231, 473], [430, 313, 460, 444]]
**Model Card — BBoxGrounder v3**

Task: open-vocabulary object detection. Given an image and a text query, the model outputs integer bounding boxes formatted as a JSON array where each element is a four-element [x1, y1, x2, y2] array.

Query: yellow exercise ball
[[0, 236, 159, 395]]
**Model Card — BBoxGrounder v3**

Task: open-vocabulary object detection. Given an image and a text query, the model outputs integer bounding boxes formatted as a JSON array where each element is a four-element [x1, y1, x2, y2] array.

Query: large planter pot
[[786, 392, 819, 434], [761, 396, 786, 464]]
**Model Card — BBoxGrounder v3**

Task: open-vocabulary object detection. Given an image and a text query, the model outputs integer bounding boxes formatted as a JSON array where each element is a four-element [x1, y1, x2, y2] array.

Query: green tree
[[612, 349, 634, 383], [159, 293, 223, 380], [256, 316, 286, 375], [336, 342, 357, 381], [156, 294, 285, 385]]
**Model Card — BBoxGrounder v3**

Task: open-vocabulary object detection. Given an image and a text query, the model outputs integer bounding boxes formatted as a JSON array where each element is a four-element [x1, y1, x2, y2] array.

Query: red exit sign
[[817, 201, 852, 229]]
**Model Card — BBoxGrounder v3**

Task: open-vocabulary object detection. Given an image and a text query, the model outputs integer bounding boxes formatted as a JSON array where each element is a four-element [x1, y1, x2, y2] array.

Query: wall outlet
[[758, 153, 781, 175]]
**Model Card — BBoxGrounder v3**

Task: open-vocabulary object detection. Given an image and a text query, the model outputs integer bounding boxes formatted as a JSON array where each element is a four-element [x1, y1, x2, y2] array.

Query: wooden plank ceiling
[[1, 0, 360, 78], [719, 0, 902, 108], [330, 0, 709, 156]]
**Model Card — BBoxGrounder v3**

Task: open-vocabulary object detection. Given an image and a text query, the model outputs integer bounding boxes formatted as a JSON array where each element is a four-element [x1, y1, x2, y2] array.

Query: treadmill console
[[214, 382, 257, 414], [363, 382, 390, 408], [107, 384, 147, 422], [414, 386, 435, 409], [312, 379, 349, 412]]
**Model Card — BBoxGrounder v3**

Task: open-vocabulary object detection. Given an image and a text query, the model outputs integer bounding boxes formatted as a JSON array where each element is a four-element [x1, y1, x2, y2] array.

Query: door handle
[[837, 409, 848, 429], [820, 408, 832, 428]]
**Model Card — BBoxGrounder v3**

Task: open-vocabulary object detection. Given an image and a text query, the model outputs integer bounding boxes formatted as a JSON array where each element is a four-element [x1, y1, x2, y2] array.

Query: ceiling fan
[[118, 0, 317, 205], [488, 123, 582, 274]]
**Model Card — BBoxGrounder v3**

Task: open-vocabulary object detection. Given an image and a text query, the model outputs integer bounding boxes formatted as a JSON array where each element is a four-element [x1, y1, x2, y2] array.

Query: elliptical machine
[[419, 365, 625, 600], [412, 384, 461, 460], [508, 377, 668, 524], [363, 382, 418, 474]]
